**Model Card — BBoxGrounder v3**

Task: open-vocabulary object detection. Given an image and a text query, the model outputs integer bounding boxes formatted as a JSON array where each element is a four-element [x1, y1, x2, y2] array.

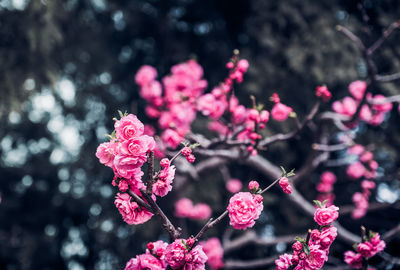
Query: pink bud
[[260, 110, 270, 123], [182, 147, 192, 157], [160, 158, 170, 168], [147, 242, 154, 250], [292, 241, 303, 252], [254, 194, 263, 203], [186, 154, 196, 163], [186, 237, 195, 247], [291, 255, 299, 265], [226, 62, 234, 69], [248, 181, 260, 190]]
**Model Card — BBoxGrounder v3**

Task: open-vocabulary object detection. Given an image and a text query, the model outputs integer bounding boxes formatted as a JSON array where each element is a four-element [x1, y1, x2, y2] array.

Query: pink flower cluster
[[352, 180, 376, 219], [346, 145, 378, 180], [96, 114, 156, 225], [199, 238, 224, 270], [152, 159, 176, 197], [275, 201, 339, 269], [227, 192, 263, 230], [165, 239, 208, 270], [346, 144, 378, 219], [316, 171, 336, 207], [125, 240, 168, 270], [175, 198, 212, 220], [279, 177, 293, 194], [344, 232, 386, 269], [332, 80, 393, 126], [270, 93, 293, 122], [135, 60, 207, 150]]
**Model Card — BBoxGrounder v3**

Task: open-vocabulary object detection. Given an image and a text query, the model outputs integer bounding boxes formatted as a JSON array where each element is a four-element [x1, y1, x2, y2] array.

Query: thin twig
[[146, 151, 155, 195], [368, 21, 400, 55]]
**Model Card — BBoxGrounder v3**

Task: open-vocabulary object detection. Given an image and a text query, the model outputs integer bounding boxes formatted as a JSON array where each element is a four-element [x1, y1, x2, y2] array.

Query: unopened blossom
[[200, 238, 224, 270], [226, 179, 243, 193], [279, 177, 292, 194], [271, 103, 293, 121], [314, 205, 339, 226], [115, 193, 153, 225], [227, 192, 263, 230], [315, 85, 332, 102], [186, 154, 196, 163], [248, 180, 259, 191]]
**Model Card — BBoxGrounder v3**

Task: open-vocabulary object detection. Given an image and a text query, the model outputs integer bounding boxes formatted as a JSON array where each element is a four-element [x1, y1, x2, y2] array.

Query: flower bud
[[182, 147, 192, 157], [248, 181, 260, 191], [160, 158, 170, 168], [147, 242, 154, 250], [292, 241, 303, 252]]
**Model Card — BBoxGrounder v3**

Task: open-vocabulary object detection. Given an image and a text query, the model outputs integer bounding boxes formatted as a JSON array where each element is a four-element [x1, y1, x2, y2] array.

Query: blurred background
[[1, 0, 399, 269]]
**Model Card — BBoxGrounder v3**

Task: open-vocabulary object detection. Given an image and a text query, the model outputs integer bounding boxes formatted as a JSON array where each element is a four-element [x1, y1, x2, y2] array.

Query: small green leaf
[[118, 110, 124, 118], [352, 243, 358, 251], [294, 236, 306, 244], [280, 166, 287, 175], [286, 168, 296, 177], [322, 199, 328, 207], [369, 230, 377, 239], [111, 130, 116, 139], [105, 134, 113, 140], [303, 244, 310, 255], [313, 200, 323, 208], [189, 142, 200, 149]]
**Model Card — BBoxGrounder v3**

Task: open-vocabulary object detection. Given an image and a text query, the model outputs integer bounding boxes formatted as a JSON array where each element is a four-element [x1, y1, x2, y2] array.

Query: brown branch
[[140, 190, 181, 240], [127, 190, 152, 211], [382, 224, 400, 242], [223, 230, 297, 253], [375, 72, 400, 82], [336, 25, 366, 51], [224, 257, 276, 269], [259, 101, 320, 147], [368, 21, 400, 55], [145, 151, 154, 195], [312, 143, 351, 152], [193, 211, 229, 243], [340, 201, 400, 215]]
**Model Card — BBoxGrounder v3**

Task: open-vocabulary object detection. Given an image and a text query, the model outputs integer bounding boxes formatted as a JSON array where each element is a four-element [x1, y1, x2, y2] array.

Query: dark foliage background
[[0, 0, 399, 269]]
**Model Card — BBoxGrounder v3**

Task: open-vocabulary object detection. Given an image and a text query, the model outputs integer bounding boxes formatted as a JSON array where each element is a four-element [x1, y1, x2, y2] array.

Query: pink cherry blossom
[[346, 162, 366, 179], [344, 251, 363, 269], [300, 244, 327, 269], [357, 242, 374, 258], [348, 144, 365, 155], [115, 114, 145, 141], [165, 240, 208, 270], [191, 203, 212, 220], [115, 193, 153, 225], [320, 171, 336, 185], [371, 94, 393, 112], [271, 103, 293, 121], [135, 65, 157, 86], [200, 238, 224, 270], [275, 254, 292, 270], [279, 177, 292, 194], [348, 80, 367, 100], [369, 233, 386, 256], [161, 129, 183, 149], [175, 198, 193, 218], [96, 141, 118, 168], [226, 179, 243, 193], [313, 205, 339, 226], [227, 192, 263, 230], [124, 254, 165, 270]]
